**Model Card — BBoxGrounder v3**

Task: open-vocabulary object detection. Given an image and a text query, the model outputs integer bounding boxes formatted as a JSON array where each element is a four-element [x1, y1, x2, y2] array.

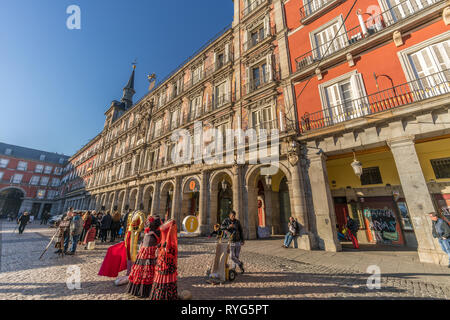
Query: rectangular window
[[171, 109, 179, 130], [51, 178, 61, 187], [408, 39, 450, 93], [154, 119, 162, 138], [12, 174, 23, 184], [190, 96, 203, 120], [40, 154, 46, 161], [252, 106, 275, 131], [215, 82, 228, 108], [54, 167, 62, 175], [37, 190, 45, 199], [0, 171, 3, 181], [44, 166, 53, 174], [321, 72, 368, 123], [29, 176, 40, 185], [360, 167, 383, 185], [431, 157, 450, 179], [312, 19, 347, 59], [0, 158, 9, 168], [192, 65, 204, 85], [40, 176, 49, 186], [47, 190, 56, 200], [35, 164, 44, 173]]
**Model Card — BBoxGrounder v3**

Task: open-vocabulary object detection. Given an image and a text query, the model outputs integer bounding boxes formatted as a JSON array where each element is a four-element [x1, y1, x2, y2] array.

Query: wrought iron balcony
[[299, 0, 341, 22], [299, 71, 450, 133], [295, 0, 441, 73]]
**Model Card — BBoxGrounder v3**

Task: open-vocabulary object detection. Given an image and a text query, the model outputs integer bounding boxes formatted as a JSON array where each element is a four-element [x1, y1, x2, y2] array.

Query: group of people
[[53, 208, 135, 256]]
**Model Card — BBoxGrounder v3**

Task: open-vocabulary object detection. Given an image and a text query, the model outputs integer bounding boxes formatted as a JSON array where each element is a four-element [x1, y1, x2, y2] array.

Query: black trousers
[[100, 229, 109, 242], [18, 223, 27, 234]]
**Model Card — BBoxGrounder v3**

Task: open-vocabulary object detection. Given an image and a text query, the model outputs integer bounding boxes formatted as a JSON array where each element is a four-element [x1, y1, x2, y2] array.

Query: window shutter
[[350, 73, 368, 117], [243, 31, 248, 51], [266, 54, 273, 81], [225, 80, 230, 103], [213, 52, 217, 69], [225, 43, 230, 63], [264, 15, 270, 37], [205, 93, 209, 111]]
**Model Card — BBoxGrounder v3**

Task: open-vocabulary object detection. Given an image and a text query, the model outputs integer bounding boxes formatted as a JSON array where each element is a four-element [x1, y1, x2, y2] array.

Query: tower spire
[[121, 63, 136, 109]]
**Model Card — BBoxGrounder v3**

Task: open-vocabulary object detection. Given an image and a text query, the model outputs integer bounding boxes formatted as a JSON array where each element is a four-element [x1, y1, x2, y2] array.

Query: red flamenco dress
[[149, 219, 178, 300], [127, 216, 162, 298]]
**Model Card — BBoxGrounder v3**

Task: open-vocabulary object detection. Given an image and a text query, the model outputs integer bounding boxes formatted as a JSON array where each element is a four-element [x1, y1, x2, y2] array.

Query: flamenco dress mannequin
[[127, 216, 162, 298], [149, 219, 178, 300]]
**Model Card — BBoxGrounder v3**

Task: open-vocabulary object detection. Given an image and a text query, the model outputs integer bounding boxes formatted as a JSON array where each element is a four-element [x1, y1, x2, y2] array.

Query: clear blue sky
[[0, 0, 234, 156]]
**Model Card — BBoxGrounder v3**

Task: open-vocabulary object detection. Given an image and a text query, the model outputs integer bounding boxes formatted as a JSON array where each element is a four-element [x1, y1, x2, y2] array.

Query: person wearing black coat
[[18, 212, 30, 234], [429, 211, 450, 267], [220, 210, 245, 274], [100, 212, 112, 243]]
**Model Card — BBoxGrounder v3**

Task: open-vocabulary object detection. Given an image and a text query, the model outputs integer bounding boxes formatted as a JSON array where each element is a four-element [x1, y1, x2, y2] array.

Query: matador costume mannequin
[[98, 210, 145, 286]]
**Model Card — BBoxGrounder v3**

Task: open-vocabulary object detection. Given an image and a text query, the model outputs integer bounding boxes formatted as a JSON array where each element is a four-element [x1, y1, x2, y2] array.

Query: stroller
[[206, 231, 237, 284]]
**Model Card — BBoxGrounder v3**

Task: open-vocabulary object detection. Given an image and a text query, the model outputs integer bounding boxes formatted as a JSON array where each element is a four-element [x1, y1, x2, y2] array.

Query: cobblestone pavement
[[0, 221, 449, 300]]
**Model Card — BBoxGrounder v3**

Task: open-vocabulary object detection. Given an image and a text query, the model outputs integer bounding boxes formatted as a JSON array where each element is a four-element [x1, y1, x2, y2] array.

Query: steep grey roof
[[0, 142, 70, 165]]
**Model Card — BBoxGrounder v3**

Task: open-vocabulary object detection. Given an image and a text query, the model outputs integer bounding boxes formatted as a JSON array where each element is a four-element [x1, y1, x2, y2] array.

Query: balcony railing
[[300, 71, 450, 132], [299, 0, 340, 21], [243, 0, 267, 16], [295, 0, 441, 73]]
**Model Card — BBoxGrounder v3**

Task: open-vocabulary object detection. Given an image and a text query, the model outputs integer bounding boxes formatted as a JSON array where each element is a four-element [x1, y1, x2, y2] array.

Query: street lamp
[[351, 151, 363, 178]]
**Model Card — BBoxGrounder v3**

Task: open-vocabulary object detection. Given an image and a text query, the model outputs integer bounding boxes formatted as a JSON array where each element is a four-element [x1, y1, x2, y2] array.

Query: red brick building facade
[[0, 142, 69, 218]]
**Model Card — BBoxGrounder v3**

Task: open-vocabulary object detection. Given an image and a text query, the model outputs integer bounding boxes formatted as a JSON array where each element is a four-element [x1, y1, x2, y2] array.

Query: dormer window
[[40, 154, 46, 161], [5, 148, 11, 155]]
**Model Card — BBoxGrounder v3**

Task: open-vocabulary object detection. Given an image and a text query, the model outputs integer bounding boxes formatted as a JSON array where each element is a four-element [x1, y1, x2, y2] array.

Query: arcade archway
[[0, 188, 25, 218]]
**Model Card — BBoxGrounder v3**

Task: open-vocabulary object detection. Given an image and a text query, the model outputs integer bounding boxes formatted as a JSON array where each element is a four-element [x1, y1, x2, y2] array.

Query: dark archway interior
[[0, 188, 25, 218]]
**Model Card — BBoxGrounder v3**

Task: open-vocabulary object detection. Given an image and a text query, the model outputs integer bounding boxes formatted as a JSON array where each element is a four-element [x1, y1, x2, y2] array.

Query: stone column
[[121, 189, 130, 213], [150, 182, 161, 216], [307, 151, 341, 252], [232, 165, 243, 219], [172, 177, 182, 230], [135, 185, 144, 211], [111, 190, 119, 211], [198, 170, 209, 235], [388, 136, 445, 265]]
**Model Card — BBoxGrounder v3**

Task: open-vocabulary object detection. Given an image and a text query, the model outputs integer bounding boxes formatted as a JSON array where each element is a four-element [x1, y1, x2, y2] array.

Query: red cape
[[98, 242, 128, 278]]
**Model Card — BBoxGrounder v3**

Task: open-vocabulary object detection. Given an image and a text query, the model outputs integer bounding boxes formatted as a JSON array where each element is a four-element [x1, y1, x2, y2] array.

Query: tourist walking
[[220, 210, 245, 274], [283, 217, 300, 248], [17, 211, 30, 234], [100, 211, 112, 242], [429, 211, 450, 267], [66, 213, 84, 255]]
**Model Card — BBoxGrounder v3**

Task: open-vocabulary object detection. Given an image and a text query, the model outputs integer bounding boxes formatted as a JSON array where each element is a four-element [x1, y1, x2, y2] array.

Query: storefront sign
[[182, 215, 199, 233]]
